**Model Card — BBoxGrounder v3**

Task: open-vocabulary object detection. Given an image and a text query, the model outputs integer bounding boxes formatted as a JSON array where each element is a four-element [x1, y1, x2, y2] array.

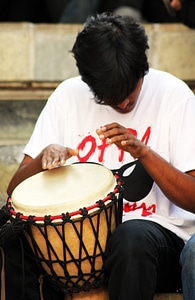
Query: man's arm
[[7, 144, 78, 196], [97, 122, 195, 213]]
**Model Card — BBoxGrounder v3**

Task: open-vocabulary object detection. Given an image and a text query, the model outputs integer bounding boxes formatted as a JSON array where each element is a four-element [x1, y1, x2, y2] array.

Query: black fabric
[[0, 0, 49, 22], [0, 236, 65, 300], [143, 0, 180, 23], [0, 236, 40, 300], [177, 0, 195, 28], [104, 220, 184, 300]]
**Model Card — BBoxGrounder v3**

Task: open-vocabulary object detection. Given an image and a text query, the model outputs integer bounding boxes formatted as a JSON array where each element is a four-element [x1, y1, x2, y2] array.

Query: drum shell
[[25, 195, 121, 291]]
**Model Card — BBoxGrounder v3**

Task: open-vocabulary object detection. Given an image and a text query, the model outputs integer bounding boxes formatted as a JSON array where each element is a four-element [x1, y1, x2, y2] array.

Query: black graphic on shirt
[[112, 160, 154, 202]]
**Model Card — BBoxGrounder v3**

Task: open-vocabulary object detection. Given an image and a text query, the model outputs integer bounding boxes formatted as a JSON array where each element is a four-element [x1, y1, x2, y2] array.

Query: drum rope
[[5, 178, 123, 222], [25, 201, 118, 293], [0, 217, 27, 245], [0, 206, 10, 228]]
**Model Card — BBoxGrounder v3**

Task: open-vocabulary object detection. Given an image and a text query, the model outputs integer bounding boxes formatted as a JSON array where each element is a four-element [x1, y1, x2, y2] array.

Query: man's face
[[110, 78, 143, 114]]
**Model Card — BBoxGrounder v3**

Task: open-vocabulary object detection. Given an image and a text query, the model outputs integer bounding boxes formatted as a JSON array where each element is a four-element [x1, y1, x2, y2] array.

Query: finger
[[42, 160, 53, 170], [103, 131, 127, 144], [98, 128, 119, 140], [42, 151, 62, 169], [96, 126, 108, 140], [97, 122, 120, 132], [104, 128, 130, 142], [103, 122, 120, 129], [96, 128, 103, 135], [42, 157, 59, 169], [54, 148, 79, 165], [66, 148, 79, 159]]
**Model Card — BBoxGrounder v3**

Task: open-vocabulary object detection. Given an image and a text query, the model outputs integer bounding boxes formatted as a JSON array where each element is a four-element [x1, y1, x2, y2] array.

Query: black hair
[[72, 12, 149, 106]]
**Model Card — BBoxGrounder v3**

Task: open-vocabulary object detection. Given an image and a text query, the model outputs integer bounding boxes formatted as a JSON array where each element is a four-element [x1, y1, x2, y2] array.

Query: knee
[[107, 220, 154, 258]]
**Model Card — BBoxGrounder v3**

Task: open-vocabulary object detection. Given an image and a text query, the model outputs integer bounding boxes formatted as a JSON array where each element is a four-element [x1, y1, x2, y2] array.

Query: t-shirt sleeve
[[23, 84, 66, 158], [169, 95, 195, 172]]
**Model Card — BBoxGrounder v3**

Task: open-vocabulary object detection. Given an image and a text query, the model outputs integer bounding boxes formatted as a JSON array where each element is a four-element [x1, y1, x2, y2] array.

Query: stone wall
[[1, 23, 195, 82]]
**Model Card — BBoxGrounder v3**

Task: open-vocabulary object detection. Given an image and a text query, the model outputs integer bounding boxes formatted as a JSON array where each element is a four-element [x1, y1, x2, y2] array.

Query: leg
[[180, 234, 195, 300], [104, 219, 184, 300], [112, 0, 145, 22], [113, 6, 143, 22], [59, 0, 101, 23]]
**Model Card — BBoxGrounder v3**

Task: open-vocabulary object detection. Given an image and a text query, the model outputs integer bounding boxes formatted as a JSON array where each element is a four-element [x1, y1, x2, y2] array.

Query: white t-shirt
[[24, 68, 195, 242]]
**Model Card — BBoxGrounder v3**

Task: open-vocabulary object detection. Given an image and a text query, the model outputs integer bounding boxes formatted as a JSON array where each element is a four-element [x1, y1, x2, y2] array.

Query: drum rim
[[6, 176, 123, 223]]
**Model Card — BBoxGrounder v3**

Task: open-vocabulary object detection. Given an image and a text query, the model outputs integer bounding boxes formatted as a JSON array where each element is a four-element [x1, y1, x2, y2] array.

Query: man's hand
[[41, 144, 79, 169], [170, 0, 182, 11], [96, 123, 150, 159]]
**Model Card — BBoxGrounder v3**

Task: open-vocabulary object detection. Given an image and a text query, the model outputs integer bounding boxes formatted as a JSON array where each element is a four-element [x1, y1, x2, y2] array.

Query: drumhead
[[11, 163, 116, 217]]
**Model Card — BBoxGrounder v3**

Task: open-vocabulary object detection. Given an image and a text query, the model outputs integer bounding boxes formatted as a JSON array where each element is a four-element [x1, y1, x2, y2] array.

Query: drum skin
[[11, 163, 116, 216]]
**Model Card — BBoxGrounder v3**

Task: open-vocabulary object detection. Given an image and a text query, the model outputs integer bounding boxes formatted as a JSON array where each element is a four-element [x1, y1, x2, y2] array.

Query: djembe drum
[[6, 163, 123, 295]]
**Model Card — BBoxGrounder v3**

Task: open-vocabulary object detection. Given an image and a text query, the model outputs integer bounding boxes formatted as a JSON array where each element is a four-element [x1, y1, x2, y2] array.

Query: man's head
[[72, 12, 149, 107]]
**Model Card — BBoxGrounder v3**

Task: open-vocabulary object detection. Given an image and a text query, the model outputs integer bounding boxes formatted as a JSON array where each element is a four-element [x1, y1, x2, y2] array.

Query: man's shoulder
[[146, 68, 194, 99], [147, 68, 189, 88], [148, 68, 177, 80], [59, 76, 88, 90], [48, 75, 92, 106]]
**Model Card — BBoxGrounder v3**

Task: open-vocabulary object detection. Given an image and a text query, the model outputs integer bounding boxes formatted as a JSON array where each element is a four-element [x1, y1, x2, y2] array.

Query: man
[[4, 12, 195, 300], [104, 0, 195, 28]]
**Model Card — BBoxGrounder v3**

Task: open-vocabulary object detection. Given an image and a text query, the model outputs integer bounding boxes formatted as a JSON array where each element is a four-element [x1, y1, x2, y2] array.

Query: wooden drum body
[[7, 163, 123, 294]]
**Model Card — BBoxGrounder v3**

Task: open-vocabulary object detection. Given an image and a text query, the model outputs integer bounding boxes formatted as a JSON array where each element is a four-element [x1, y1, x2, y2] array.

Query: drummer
[[4, 12, 195, 300]]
